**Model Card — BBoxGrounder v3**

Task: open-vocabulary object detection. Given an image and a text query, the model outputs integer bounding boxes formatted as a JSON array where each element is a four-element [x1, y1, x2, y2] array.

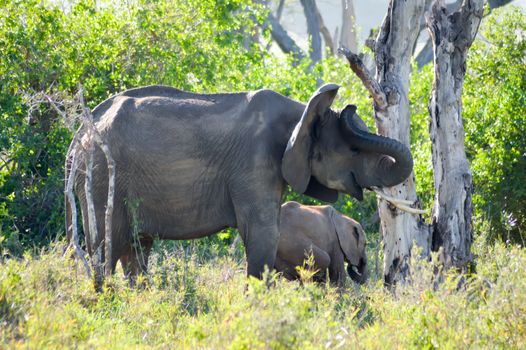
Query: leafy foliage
[[0, 0, 377, 253], [463, 6, 526, 242], [0, 0, 269, 251], [0, 0, 525, 253]]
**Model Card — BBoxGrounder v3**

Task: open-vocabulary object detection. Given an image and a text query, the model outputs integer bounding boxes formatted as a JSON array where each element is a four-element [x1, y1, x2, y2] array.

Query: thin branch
[[78, 87, 116, 278], [22, 90, 91, 278], [64, 141, 92, 278], [313, 3, 334, 54], [338, 47, 388, 110]]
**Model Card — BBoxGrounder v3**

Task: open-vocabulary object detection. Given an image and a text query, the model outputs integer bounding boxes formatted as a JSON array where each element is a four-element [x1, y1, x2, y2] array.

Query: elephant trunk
[[347, 256, 368, 284], [339, 106, 413, 187]]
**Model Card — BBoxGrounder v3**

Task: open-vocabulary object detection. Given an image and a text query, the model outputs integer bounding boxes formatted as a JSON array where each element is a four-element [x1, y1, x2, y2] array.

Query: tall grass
[[1, 238, 525, 349]]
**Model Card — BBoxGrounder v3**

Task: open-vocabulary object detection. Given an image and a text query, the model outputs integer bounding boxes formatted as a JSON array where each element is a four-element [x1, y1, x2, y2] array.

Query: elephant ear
[[282, 84, 340, 196], [330, 208, 361, 266]]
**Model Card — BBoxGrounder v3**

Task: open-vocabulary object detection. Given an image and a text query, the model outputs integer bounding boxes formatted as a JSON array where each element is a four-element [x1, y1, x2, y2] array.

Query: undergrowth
[[0, 238, 525, 349]]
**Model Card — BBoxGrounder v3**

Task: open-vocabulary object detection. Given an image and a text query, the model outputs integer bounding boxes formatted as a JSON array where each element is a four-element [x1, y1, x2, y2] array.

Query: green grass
[[1, 238, 525, 349]]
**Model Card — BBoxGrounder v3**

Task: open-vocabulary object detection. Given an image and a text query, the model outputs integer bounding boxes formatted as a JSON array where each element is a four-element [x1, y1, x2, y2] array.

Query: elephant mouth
[[348, 172, 364, 201]]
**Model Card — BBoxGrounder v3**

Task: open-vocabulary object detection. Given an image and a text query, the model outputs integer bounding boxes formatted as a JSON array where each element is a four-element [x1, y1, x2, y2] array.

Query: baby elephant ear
[[331, 208, 364, 266], [282, 84, 340, 194]]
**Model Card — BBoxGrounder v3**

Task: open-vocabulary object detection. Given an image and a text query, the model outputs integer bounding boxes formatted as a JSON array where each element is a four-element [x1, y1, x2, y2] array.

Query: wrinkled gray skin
[[276, 201, 367, 285], [65, 84, 413, 283]]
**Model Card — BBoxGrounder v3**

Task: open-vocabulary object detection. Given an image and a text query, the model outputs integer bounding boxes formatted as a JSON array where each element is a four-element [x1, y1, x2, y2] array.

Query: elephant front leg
[[237, 205, 281, 279], [329, 252, 347, 286]]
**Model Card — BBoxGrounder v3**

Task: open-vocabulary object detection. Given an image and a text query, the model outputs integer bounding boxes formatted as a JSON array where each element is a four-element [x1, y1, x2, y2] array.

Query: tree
[[426, 0, 483, 269], [415, 0, 513, 69], [341, 0, 431, 285], [259, 0, 358, 64], [340, 0, 358, 54]]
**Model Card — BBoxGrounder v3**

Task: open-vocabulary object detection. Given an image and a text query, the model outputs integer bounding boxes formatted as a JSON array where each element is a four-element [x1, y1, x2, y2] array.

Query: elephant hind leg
[[120, 237, 153, 287]]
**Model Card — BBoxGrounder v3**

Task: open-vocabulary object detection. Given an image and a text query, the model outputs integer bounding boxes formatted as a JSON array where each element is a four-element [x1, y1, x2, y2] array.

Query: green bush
[[0, 0, 270, 251], [1, 239, 525, 348], [0, 0, 379, 253], [1, 0, 525, 253], [463, 6, 526, 243]]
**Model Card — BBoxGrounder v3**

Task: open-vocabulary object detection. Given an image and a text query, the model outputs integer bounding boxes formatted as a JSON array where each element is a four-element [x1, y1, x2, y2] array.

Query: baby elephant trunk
[[347, 256, 368, 284]]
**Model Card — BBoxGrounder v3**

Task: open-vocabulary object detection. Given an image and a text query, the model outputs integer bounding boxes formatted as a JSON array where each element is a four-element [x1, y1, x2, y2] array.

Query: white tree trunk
[[427, 0, 483, 269], [341, 0, 431, 285], [300, 0, 322, 64], [340, 0, 358, 54], [374, 0, 433, 285]]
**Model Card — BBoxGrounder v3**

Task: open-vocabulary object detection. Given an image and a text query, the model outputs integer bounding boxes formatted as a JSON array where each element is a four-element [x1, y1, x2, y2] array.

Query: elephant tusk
[[372, 187, 429, 215], [389, 202, 428, 215], [371, 187, 414, 205]]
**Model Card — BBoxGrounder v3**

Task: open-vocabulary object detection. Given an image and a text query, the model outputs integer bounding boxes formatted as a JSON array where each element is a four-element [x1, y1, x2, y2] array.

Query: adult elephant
[[65, 84, 413, 283]]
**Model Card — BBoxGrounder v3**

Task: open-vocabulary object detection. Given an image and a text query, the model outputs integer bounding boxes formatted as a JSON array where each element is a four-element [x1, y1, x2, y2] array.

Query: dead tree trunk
[[340, 0, 358, 54], [426, 0, 483, 269], [300, 0, 322, 65], [416, 0, 511, 69], [341, 0, 431, 285]]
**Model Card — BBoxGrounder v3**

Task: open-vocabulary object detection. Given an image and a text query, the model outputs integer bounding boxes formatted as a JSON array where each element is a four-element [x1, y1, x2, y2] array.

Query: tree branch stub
[[338, 47, 387, 110]]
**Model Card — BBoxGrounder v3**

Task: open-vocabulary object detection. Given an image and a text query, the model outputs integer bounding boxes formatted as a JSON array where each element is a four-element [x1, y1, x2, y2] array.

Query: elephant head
[[282, 84, 413, 202], [330, 209, 368, 284]]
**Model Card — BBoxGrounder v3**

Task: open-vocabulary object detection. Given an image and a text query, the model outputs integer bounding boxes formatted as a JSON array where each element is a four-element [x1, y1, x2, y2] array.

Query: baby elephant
[[275, 201, 367, 285]]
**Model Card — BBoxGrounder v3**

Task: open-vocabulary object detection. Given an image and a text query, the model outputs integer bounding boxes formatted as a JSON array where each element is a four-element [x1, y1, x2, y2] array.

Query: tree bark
[[300, 0, 322, 64], [80, 107, 116, 279], [426, 0, 483, 270], [275, 0, 285, 21], [374, 0, 432, 286], [340, 0, 358, 54]]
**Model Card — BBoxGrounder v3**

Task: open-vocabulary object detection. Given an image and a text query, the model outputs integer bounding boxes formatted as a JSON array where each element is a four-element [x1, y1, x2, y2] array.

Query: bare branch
[[78, 86, 116, 278], [417, 0, 508, 69], [338, 47, 387, 110], [313, 3, 334, 54], [22, 89, 92, 278], [64, 141, 92, 278]]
